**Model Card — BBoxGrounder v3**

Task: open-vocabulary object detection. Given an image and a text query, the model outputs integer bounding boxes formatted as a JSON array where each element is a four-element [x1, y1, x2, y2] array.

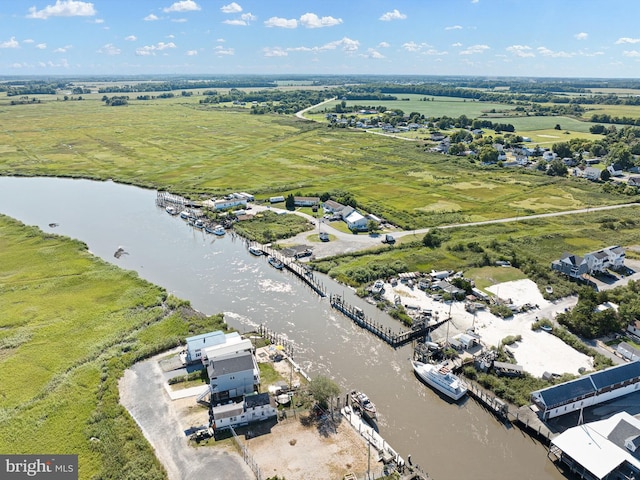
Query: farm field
[[309, 94, 515, 118], [582, 103, 640, 120], [0, 95, 630, 229]]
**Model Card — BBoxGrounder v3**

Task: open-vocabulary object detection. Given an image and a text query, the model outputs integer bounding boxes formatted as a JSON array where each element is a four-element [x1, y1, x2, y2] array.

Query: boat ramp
[[329, 294, 449, 348]]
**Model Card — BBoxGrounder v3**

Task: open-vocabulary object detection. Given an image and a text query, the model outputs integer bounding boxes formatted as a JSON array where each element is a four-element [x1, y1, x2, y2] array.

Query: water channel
[[0, 176, 566, 480]]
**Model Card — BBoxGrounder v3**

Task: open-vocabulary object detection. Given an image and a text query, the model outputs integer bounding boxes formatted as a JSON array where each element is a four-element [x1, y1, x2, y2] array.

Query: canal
[[0, 176, 566, 480]]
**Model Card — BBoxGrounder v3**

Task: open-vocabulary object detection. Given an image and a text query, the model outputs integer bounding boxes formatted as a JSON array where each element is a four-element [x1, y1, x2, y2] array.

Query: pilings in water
[[465, 379, 510, 421], [329, 294, 448, 348], [156, 191, 199, 208]]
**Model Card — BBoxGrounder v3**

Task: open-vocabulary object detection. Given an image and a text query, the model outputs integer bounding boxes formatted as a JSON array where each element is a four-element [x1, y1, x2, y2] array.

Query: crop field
[[309, 94, 515, 118], [582, 103, 640, 120], [0, 215, 231, 479], [0, 95, 630, 230]]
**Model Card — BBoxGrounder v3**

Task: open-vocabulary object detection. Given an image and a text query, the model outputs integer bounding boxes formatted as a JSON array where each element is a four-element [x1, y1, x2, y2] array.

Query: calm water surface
[[0, 176, 566, 480]]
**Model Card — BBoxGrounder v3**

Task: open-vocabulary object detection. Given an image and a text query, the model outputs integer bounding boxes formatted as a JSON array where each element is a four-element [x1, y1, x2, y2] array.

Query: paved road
[[294, 97, 336, 120], [119, 351, 253, 480]]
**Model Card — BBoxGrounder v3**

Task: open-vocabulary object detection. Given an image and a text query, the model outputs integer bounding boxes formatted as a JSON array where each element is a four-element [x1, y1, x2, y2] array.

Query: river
[[0, 176, 566, 480]]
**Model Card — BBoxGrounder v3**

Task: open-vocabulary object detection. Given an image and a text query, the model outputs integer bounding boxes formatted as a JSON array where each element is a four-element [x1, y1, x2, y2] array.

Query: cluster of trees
[[97, 79, 276, 93], [9, 96, 42, 105], [590, 113, 640, 127], [199, 88, 331, 115], [101, 95, 129, 106], [555, 282, 640, 339]]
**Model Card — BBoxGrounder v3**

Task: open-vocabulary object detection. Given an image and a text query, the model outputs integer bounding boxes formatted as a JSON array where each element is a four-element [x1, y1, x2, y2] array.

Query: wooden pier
[[156, 191, 200, 208], [329, 294, 448, 349], [257, 244, 327, 298]]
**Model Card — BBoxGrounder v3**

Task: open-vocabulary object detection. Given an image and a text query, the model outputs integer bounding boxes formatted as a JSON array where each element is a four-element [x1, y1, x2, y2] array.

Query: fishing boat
[[248, 246, 263, 256], [411, 360, 467, 401], [165, 206, 178, 215], [350, 390, 377, 419], [268, 256, 284, 270], [210, 225, 225, 236], [179, 210, 190, 219], [194, 219, 205, 229]]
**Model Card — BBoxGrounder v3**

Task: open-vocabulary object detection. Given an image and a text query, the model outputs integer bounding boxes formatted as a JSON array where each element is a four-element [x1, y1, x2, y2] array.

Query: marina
[[0, 176, 573, 480]]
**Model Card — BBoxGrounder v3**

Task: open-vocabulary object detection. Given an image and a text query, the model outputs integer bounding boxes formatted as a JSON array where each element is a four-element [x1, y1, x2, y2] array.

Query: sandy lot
[[383, 278, 593, 378], [243, 413, 370, 480]]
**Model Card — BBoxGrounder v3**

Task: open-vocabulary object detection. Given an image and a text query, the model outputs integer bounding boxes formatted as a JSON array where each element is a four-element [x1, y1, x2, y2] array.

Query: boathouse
[[531, 361, 640, 420], [549, 411, 640, 479]]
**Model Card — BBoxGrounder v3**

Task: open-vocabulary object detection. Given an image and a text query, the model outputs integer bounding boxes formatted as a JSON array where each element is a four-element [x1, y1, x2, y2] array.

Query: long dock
[[257, 244, 327, 297], [329, 294, 448, 348]]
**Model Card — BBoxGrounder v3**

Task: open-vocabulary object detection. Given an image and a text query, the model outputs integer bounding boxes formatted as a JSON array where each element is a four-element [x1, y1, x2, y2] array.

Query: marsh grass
[[0, 215, 227, 479]]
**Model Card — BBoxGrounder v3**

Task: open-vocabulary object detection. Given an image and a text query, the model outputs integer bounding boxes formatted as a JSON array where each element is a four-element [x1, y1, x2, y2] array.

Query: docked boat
[[350, 390, 377, 419], [411, 360, 467, 401], [268, 256, 284, 270], [206, 225, 225, 236], [165, 206, 178, 215], [248, 246, 263, 256], [179, 210, 190, 219], [194, 219, 205, 229]]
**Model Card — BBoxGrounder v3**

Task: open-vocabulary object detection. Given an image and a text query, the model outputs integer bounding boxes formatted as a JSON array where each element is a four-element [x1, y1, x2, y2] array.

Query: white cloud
[[460, 44, 490, 55], [27, 0, 96, 19], [172, 18, 187, 23], [379, 9, 406, 21], [167, 34, 175, 39], [574, 32, 588, 40], [241, 12, 256, 22], [125, 35, 137, 41], [186, 50, 198, 56], [623, 50, 640, 57], [136, 42, 176, 56], [217, 38, 225, 43], [91, 18, 104, 24], [471, 0, 479, 3], [378, 42, 390, 48], [264, 16, 297, 28], [38, 59, 69, 68], [284, 37, 360, 54], [221, 2, 242, 13], [506, 44, 534, 58], [163, 0, 200, 13], [445, 25, 463, 31], [36, 43, 47, 49], [0, 37, 20, 49], [451, 42, 462, 47], [11, 62, 29, 68], [537, 46, 573, 58], [23, 38, 35, 43], [616, 37, 640, 44], [54, 45, 72, 53], [98, 43, 121, 55], [223, 19, 248, 26], [299, 13, 342, 28], [212, 46, 233, 56], [402, 41, 431, 53], [424, 49, 448, 56], [263, 47, 288, 57], [360, 48, 385, 59], [144, 13, 159, 21]]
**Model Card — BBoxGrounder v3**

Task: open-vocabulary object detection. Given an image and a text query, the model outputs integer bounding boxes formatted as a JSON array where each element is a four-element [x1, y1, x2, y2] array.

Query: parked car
[[382, 234, 396, 244]]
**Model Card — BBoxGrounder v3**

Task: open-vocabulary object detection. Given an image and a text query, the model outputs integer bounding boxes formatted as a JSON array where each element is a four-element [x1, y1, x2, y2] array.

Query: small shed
[[493, 361, 524, 378]]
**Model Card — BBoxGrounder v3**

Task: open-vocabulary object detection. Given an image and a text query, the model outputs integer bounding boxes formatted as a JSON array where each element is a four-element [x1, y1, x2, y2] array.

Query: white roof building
[[550, 411, 640, 480]]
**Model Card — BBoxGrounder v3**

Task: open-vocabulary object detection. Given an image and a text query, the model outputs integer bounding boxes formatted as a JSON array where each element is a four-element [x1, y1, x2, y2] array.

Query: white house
[[584, 245, 625, 272], [207, 350, 259, 402], [211, 393, 277, 432], [185, 331, 240, 364], [294, 196, 320, 207], [344, 210, 368, 231], [210, 198, 248, 211]]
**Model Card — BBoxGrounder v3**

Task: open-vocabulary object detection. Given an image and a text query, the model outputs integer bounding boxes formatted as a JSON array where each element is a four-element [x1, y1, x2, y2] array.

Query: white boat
[[371, 280, 384, 295], [165, 206, 178, 215], [248, 246, 263, 256], [179, 210, 190, 219], [350, 390, 377, 419], [411, 360, 467, 401], [268, 256, 284, 270], [194, 219, 205, 229], [275, 393, 291, 406], [204, 225, 225, 236]]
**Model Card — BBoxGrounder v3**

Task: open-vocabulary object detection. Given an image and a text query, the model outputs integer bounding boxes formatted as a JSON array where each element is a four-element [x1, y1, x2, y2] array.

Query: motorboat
[[411, 360, 467, 401], [194, 219, 205, 229], [248, 246, 263, 256], [210, 225, 225, 236], [371, 280, 384, 295], [268, 256, 284, 269], [165, 206, 178, 215], [179, 210, 190, 219], [350, 390, 377, 419]]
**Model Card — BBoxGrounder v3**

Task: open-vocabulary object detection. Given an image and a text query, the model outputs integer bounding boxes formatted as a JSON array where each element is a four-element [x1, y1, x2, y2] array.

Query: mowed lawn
[[0, 95, 627, 229]]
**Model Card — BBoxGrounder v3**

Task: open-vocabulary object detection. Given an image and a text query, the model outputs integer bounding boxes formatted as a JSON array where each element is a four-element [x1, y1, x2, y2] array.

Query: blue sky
[[1, 0, 640, 77]]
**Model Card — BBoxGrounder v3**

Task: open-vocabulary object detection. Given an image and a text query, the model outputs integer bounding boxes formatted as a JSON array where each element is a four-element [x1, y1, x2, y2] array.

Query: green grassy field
[[0, 215, 227, 480], [0, 95, 629, 231], [309, 94, 515, 118]]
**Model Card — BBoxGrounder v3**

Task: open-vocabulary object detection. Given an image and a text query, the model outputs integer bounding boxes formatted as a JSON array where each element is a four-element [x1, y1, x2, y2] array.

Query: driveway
[[119, 351, 253, 480]]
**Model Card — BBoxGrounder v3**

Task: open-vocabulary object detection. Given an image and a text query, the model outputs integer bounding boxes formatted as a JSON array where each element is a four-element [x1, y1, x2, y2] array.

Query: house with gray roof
[[551, 253, 589, 279]]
